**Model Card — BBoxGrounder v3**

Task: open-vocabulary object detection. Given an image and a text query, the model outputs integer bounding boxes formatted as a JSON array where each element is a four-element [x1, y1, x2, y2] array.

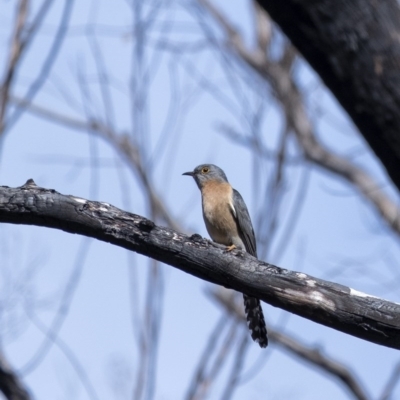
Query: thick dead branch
[[0, 180, 399, 349], [255, 0, 400, 192]]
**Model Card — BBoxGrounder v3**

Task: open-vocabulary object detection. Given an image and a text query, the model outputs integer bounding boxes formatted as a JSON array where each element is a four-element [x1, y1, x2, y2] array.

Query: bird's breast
[[201, 182, 238, 245]]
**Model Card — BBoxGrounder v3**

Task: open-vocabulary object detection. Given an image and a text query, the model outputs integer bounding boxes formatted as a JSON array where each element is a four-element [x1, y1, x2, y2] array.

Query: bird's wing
[[231, 189, 257, 257]]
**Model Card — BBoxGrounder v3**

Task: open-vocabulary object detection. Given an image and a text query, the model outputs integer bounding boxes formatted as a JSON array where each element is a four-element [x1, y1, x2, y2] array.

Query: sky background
[[0, 0, 399, 399]]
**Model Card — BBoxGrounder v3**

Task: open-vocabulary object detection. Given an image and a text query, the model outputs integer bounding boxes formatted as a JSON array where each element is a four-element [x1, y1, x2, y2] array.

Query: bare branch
[[185, 316, 227, 400], [4, 0, 75, 134], [1, 180, 399, 350], [20, 238, 91, 375], [0, 0, 29, 133], [24, 307, 100, 400], [219, 332, 249, 400], [191, 322, 238, 400], [253, 1, 272, 56]]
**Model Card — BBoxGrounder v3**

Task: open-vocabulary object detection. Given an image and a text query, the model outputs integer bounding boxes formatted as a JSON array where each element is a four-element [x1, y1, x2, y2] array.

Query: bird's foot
[[225, 244, 237, 252]]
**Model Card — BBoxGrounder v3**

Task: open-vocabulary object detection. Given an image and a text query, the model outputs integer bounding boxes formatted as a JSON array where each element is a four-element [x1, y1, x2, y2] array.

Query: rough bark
[[256, 0, 400, 191], [1, 180, 400, 349]]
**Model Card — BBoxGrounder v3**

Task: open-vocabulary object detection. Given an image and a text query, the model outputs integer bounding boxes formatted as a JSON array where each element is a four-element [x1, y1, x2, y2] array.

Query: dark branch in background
[[255, 0, 400, 193], [210, 289, 370, 400], [1, 181, 399, 349], [0, 353, 30, 400], [198, 0, 400, 238]]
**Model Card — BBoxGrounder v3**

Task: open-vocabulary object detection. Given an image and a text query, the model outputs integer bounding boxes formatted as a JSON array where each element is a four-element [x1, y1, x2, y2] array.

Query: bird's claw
[[225, 244, 237, 252]]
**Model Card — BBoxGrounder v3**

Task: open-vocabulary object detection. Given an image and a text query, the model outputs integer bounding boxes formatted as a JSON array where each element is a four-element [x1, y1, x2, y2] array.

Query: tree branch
[[0, 0, 28, 133], [255, 0, 400, 192], [0, 180, 399, 349]]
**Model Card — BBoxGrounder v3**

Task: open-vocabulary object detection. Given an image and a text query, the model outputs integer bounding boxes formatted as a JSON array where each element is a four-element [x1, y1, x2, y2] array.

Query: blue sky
[[0, 0, 399, 399]]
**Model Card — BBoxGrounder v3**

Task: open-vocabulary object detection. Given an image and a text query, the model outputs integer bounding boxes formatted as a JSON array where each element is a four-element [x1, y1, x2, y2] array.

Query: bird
[[183, 164, 268, 348]]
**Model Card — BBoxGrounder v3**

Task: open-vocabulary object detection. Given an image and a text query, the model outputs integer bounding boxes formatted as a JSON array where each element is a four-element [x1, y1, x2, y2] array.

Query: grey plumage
[[231, 189, 257, 257]]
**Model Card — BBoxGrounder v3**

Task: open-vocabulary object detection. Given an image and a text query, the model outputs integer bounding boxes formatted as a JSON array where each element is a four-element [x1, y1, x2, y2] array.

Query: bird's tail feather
[[243, 294, 268, 348]]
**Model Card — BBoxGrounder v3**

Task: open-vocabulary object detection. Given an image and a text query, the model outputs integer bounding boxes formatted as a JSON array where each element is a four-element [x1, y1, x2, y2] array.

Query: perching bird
[[183, 164, 268, 348]]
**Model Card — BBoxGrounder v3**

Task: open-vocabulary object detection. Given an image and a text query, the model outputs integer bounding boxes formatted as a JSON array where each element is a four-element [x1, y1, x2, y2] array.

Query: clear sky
[[0, 0, 399, 399]]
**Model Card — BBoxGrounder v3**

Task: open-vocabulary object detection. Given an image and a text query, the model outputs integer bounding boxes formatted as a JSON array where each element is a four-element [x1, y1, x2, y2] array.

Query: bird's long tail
[[243, 294, 268, 348]]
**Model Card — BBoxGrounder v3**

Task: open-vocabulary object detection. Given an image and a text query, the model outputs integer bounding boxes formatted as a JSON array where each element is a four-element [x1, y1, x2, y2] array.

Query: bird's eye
[[201, 167, 209, 174]]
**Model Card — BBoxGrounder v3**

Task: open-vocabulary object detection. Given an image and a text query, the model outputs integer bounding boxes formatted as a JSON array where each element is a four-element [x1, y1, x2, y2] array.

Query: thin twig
[[379, 361, 400, 400], [219, 332, 249, 400], [20, 238, 91, 374], [185, 316, 227, 400], [0, 0, 29, 133], [4, 0, 75, 134], [10, 96, 181, 231]]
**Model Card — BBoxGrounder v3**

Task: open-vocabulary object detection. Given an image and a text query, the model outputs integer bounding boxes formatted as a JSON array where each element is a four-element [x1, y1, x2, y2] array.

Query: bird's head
[[183, 164, 228, 189]]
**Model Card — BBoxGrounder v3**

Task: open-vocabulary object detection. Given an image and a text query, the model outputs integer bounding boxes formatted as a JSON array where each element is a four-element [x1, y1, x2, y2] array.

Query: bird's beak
[[182, 171, 195, 176]]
